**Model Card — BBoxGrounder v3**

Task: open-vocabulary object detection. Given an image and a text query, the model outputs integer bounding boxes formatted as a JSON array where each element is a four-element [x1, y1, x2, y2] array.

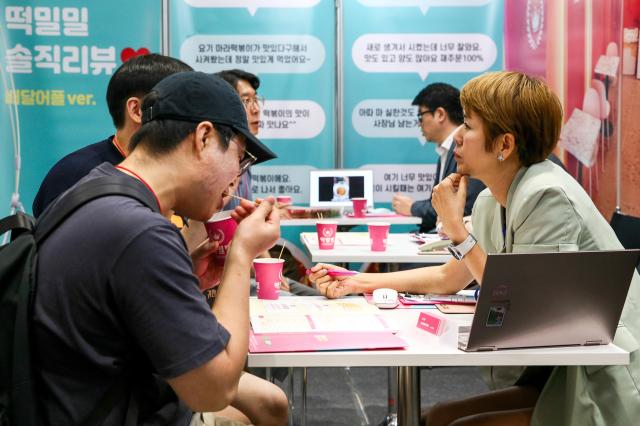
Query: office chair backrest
[[610, 211, 640, 273], [611, 212, 640, 249]]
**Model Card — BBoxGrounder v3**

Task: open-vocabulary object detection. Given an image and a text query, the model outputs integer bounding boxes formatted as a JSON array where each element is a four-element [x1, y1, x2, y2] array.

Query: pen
[[326, 270, 359, 277], [305, 269, 359, 277]]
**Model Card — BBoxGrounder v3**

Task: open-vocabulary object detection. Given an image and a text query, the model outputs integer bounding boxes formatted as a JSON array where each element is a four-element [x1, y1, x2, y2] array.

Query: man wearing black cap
[[33, 72, 282, 425]]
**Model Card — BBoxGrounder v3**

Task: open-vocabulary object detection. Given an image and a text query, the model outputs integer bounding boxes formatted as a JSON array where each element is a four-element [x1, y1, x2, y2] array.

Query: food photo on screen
[[318, 176, 365, 202]]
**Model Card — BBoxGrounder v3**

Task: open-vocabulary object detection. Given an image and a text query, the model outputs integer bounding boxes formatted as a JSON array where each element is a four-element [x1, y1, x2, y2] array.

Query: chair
[[610, 211, 640, 272]]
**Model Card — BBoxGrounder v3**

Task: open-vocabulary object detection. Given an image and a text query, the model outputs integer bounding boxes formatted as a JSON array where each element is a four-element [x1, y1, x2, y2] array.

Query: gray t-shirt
[[33, 163, 230, 425]]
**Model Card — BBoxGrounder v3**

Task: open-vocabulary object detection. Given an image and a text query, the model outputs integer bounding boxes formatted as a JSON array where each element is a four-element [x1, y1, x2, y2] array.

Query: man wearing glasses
[[33, 72, 286, 425], [392, 82, 485, 233]]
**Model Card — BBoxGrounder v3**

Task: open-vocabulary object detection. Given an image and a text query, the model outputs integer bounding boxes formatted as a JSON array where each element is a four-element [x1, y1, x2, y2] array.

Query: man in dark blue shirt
[[34, 72, 280, 425], [32, 54, 193, 217]]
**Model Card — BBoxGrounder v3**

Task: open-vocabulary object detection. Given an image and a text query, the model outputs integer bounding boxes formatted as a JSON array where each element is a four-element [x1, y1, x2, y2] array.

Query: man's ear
[[434, 107, 447, 124], [125, 97, 143, 125], [193, 121, 215, 157]]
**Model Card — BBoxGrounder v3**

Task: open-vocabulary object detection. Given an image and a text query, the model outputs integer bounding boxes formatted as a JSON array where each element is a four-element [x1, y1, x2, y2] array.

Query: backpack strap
[[0, 212, 34, 241], [35, 175, 160, 245], [34, 175, 158, 425]]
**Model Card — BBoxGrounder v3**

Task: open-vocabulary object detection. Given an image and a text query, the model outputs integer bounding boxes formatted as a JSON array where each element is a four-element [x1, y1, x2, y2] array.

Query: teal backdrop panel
[[0, 0, 161, 216], [170, 0, 335, 206], [343, 0, 504, 205]]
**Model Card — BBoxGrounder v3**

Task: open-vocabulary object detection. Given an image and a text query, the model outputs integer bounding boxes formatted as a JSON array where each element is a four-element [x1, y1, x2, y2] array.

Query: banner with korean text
[[170, 0, 335, 206], [343, 0, 504, 205], [0, 1, 161, 215]]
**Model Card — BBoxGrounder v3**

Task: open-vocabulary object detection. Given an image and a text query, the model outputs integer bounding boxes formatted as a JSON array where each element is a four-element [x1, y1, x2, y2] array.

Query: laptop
[[459, 249, 640, 352]]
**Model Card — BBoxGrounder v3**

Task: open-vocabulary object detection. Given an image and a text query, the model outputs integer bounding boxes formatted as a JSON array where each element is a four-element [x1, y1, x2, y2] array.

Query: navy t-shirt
[[33, 163, 230, 425], [32, 137, 123, 217]]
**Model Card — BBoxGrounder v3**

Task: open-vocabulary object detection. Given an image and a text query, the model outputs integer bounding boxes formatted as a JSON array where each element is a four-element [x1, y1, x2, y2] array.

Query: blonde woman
[[310, 71, 640, 425]]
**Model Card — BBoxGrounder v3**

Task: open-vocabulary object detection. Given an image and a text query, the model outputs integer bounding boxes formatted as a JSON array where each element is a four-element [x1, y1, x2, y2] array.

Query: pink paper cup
[[276, 195, 292, 205], [368, 222, 390, 252], [253, 258, 284, 300], [204, 212, 238, 264], [316, 221, 338, 250], [351, 198, 367, 218]]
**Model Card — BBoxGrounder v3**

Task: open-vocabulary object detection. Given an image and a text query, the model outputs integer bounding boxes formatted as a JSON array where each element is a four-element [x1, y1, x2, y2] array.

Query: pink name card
[[416, 311, 446, 336]]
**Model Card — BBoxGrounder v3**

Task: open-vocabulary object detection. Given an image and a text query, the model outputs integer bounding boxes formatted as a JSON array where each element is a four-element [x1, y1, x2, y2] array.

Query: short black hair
[[129, 91, 234, 157], [106, 54, 193, 128], [411, 83, 463, 125], [214, 69, 260, 92]]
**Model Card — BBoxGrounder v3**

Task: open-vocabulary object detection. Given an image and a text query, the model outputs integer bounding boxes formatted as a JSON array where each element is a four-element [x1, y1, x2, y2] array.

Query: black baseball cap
[[141, 71, 276, 164]]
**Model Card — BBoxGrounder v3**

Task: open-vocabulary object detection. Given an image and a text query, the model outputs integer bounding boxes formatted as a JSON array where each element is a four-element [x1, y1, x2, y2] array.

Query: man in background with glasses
[[215, 69, 319, 296], [215, 69, 265, 210], [391, 82, 485, 233]]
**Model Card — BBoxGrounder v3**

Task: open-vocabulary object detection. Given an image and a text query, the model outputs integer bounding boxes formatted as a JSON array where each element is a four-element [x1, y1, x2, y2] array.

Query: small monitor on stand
[[309, 169, 374, 210]]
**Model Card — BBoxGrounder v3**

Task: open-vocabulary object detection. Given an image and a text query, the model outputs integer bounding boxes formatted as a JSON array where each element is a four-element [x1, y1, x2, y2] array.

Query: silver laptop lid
[[462, 250, 640, 352]]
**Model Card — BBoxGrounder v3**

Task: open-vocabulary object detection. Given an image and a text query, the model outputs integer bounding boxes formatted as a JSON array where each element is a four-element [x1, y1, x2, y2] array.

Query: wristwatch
[[447, 233, 477, 260]]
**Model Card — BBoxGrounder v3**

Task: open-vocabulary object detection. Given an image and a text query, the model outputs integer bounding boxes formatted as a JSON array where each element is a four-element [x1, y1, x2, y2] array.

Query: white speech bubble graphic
[[181, 35, 325, 75], [362, 163, 438, 202], [352, 33, 497, 80], [259, 100, 326, 139], [358, 0, 490, 15], [184, 0, 321, 16], [251, 165, 315, 204], [353, 99, 428, 143]]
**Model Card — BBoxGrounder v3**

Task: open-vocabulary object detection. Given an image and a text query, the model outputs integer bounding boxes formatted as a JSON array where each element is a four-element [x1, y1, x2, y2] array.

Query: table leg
[[288, 367, 294, 426], [397, 366, 420, 426], [302, 367, 308, 426], [385, 367, 398, 425]]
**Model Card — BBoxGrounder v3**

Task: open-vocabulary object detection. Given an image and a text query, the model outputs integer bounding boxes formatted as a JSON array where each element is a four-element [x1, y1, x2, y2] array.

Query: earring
[[497, 153, 504, 162]]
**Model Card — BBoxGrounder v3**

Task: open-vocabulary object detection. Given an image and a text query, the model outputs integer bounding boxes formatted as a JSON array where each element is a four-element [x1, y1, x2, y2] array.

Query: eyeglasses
[[417, 109, 433, 123], [240, 95, 265, 109], [214, 124, 257, 176], [230, 138, 257, 177]]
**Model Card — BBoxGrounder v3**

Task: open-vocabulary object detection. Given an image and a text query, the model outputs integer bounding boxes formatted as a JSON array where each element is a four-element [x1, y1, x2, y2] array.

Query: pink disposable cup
[[277, 195, 292, 205], [253, 258, 284, 300], [368, 222, 390, 252], [351, 198, 367, 218], [316, 221, 338, 250], [204, 212, 238, 264]]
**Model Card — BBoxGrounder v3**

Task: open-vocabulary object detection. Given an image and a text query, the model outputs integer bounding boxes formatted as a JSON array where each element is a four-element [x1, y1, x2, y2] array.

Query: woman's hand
[[308, 263, 360, 299], [431, 173, 469, 243]]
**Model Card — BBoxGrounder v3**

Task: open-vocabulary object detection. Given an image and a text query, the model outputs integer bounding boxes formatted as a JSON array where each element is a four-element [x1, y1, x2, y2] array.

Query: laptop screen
[[309, 169, 374, 207]]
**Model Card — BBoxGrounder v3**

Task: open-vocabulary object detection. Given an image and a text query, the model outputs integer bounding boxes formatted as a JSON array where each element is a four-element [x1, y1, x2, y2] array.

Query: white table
[[300, 232, 451, 264], [248, 297, 629, 426], [282, 215, 421, 227]]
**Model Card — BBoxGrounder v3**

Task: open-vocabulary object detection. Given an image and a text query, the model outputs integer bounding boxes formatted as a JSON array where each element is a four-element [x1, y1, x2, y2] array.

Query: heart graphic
[[120, 47, 151, 63]]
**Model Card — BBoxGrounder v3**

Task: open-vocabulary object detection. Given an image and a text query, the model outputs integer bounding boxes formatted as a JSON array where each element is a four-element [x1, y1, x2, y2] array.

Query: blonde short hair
[[460, 71, 563, 167]]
